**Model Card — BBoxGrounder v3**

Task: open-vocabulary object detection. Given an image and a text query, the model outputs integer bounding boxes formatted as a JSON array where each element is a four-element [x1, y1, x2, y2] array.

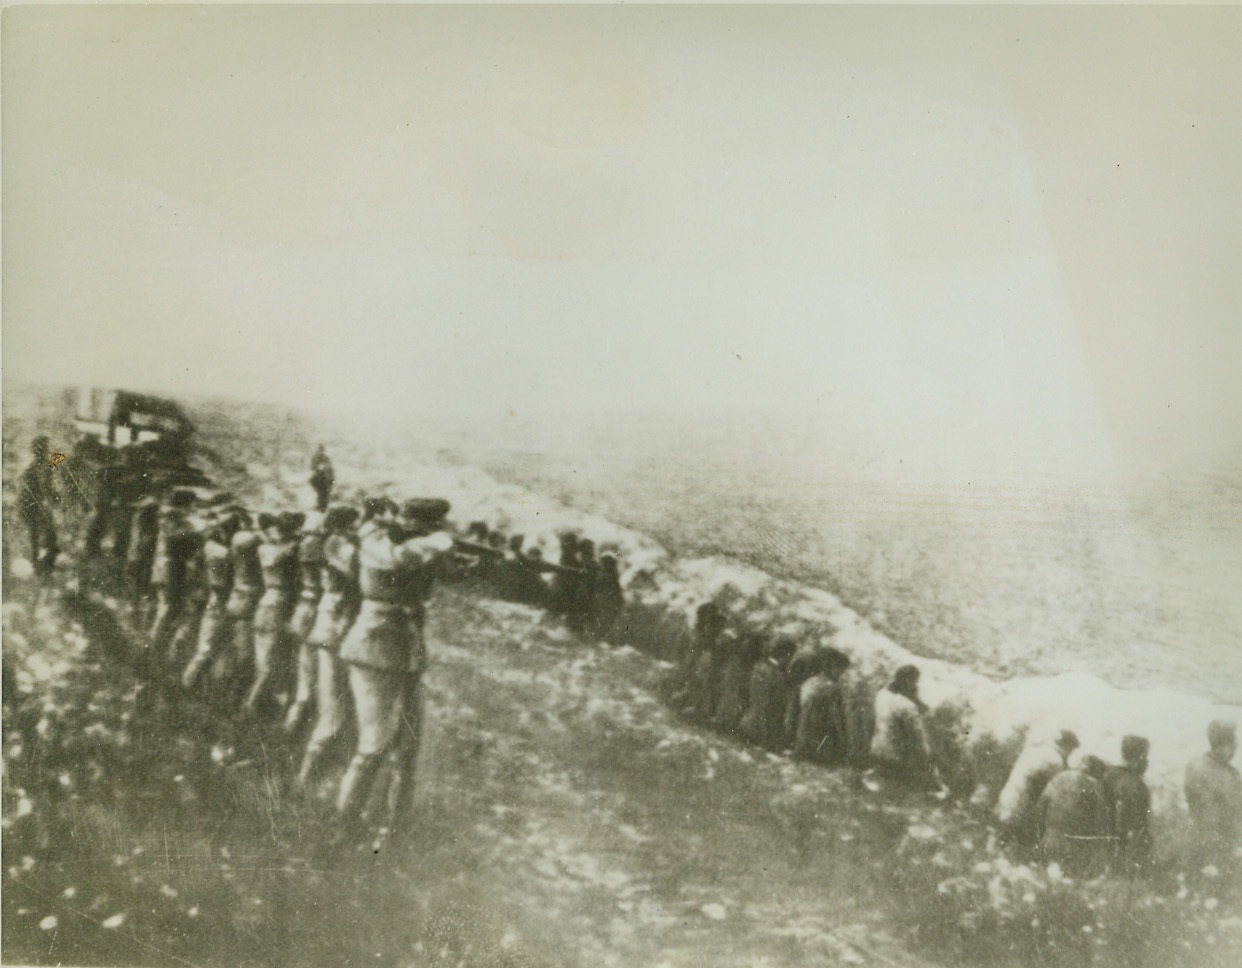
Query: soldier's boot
[[336, 752, 384, 826]]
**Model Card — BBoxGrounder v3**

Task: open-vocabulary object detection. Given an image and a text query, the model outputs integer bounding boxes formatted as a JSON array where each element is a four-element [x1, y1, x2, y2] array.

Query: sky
[[3, 5, 1239, 484]]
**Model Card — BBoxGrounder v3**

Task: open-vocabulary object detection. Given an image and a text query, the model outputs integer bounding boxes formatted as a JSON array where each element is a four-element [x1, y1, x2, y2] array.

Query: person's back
[[869, 667, 935, 791], [995, 731, 1078, 849], [739, 638, 796, 750], [1038, 758, 1112, 878], [1184, 720, 1242, 874], [793, 674, 849, 765], [713, 634, 761, 735]]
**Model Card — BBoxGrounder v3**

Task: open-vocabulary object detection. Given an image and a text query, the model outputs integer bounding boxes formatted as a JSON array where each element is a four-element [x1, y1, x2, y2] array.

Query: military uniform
[[17, 441, 60, 578], [739, 655, 792, 750], [220, 526, 264, 708], [284, 520, 327, 734], [298, 524, 361, 788], [335, 508, 453, 832], [147, 501, 204, 671], [244, 522, 301, 717], [182, 526, 237, 692]]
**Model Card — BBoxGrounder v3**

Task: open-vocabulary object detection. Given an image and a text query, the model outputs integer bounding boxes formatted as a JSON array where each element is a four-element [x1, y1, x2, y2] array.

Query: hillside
[[2, 387, 1240, 968]]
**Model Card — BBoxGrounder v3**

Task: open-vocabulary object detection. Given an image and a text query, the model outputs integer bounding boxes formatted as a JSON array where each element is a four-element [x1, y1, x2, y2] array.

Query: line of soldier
[[16, 436, 632, 845], [74, 486, 462, 847], [670, 600, 1242, 884]]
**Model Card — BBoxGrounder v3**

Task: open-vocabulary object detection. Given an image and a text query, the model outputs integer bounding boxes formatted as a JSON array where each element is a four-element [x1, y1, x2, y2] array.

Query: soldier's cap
[[1120, 735, 1150, 762], [558, 530, 580, 545], [257, 511, 281, 531], [325, 504, 360, 531], [1207, 719, 1237, 749], [279, 511, 307, 534], [1055, 730, 1081, 752], [167, 488, 197, 509], [400, 497, 451, 523]]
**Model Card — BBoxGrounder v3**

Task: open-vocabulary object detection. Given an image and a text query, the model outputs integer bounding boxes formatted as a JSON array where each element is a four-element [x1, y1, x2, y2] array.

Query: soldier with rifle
[[297, 503, 363, 789], [334, 497, 454, 844]]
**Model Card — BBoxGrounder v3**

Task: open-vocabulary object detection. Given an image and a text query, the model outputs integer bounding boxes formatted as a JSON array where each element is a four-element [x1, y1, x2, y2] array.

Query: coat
[[739, 660, 790, 750], [1184, 752, 1242, 867], [792, 675, 849, 765], [1037, 769, 1112, 877]]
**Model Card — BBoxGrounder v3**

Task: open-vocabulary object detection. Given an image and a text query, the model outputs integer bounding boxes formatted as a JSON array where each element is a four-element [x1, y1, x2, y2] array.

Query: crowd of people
[[8, 431, 1242, 876], [8, 435, 631, 848], [666, 596, 1241, 883]]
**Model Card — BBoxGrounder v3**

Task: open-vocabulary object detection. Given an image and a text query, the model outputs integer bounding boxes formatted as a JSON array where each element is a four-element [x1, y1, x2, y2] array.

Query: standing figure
[[592, 553, 625, 642], [1037, 755, 1112, 878], [713, 631, 763, 736], [147, 490, 203, 674], [671, 602, 726, 705], [125, 497, 161, 627], [283, 512, 327, 737], [568, 538, 599, 636], [335, 498, 454, 841], [243, 511, 304, 719], [995, 729, 1080, 851], [220, 512, 265, 713], [17, 436, 60, 580], [739, 636, 797, 750], [1103, 735, 1152, 875], [1184, 720, 1242, 876], [298, 504, 362, 789], [868, 665, 939, 793], [792, 648, 852, 766], [550, 533, 581, 618], [182, 509, 243, 693], [309, 445, 335, 513]]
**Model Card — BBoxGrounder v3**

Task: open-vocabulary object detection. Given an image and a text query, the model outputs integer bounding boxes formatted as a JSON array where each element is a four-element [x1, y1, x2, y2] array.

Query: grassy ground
[[4, 387, 1241, 967]]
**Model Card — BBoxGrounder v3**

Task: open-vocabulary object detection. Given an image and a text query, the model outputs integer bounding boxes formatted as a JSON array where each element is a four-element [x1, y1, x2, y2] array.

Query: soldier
[[181, 508, 244, 693], [17, 436, 60, 580], [297, 503, 363, 790], [995, 729, 1080, 851], [335, 497, 454, 842], [219, 511, 266, 713], [125, 497, 161, 626], [243, 511, 304, 719], [309, 445, 335, 513], [283, 512, 327, 737], [1037, 755, 1113, 878], [81, 447, 121, 560], [1103, 735, 1152, 875], [147, 489, 204, 674], [1184, 720, 1242, 876], [868, 664, 938, 793], [792, 648, 852, 766], [739, 635, 797, 750]]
